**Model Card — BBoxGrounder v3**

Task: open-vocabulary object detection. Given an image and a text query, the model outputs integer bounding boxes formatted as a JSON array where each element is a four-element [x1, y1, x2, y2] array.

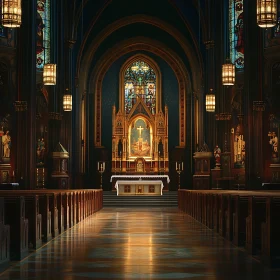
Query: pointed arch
[[87, 37, 196, 148], [119, 54, 162, 115]]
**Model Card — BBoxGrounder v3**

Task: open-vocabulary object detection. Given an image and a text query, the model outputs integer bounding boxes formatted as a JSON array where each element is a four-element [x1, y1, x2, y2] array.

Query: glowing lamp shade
[[257, 0, 277, 28], [131, 65, 139, 71], [222, 61, 235, 85], [43, 64, 56, 85], [141, 65, 149, 71], [63, 94, 72, 111], [1, 0, 22, 28], [205, 90, 215, 112]]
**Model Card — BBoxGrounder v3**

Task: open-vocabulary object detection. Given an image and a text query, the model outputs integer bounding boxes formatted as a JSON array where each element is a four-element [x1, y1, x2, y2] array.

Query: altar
[[115, 180, 163, 196], [110, 175, 170, 191]]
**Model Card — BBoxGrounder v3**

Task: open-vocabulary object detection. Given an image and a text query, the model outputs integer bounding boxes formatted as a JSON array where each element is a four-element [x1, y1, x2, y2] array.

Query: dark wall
[[101, 52, 179, 152]]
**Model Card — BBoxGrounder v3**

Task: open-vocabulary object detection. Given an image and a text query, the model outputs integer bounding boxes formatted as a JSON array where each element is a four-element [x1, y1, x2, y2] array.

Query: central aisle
[[1, 208, 279, 280]]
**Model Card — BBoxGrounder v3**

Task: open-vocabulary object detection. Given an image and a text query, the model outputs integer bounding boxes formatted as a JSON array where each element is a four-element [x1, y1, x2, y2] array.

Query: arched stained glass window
[[124, 61, 156, 115], [36, 0, 50, 70], [229, 0, 244, 69]]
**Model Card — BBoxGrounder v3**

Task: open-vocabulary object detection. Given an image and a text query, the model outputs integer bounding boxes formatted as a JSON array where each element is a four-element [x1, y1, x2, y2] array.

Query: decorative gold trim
[[204, 40, 215, 49], [215, 113, 232, 121], [14, 101, 27, 112], [49, 112, 63, 120], [253, 101, 266, 111], [91, 38, 189, 148]]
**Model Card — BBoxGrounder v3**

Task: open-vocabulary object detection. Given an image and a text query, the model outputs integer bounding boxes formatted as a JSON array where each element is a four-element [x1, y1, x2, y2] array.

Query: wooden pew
[[218, 193, 226, 237], [3, 196, 28, 260], [232, 194, 249, 247], [62, 192, 70, 231], [245, 196, 266, 255], [206, 193, 213, 229], [0, 197, 10, 272], [38, 194, 52, 242], [225, 194, 234, 241], [23, 195, 42, 249], [0, 192, 43, 250], [261, 197, 280, 268], [213, 193, 219, 233]]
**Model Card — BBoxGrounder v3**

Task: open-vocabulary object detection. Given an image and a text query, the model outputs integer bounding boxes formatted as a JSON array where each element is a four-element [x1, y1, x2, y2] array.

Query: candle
[[176, 162, 178, 170], [104, 162, 105, 170], [98, 162, 100, 170]]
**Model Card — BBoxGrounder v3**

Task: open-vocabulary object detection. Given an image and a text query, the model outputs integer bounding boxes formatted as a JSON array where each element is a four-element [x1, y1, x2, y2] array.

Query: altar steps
[[103, 191, 178, 207]]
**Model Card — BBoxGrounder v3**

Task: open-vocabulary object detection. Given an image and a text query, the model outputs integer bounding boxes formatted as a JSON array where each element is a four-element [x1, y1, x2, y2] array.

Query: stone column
[[243, 0, 264, 188]]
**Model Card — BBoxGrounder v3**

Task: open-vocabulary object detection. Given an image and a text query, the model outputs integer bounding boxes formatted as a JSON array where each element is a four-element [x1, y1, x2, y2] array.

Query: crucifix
[[137, 125, 144, 138]]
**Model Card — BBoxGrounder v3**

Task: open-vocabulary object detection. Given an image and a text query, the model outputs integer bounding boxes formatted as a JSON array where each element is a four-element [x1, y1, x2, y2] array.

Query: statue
[[214, 145, 221, 169], [37, 137, 46, 164], [117, 139, 123, 157], [269, 131, 279, 161], [2, 130, 11, 158]]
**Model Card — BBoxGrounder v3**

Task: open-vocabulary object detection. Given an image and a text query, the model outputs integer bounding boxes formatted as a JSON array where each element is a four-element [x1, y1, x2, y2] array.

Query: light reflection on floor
[[1, 207, 280, 280]]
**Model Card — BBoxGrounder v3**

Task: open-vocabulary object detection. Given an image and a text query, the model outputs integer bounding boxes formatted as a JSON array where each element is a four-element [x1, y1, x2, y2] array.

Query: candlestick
[[98, 161, 105, 189], [119, 152, 122, 172], [176, 162, 183, 189]]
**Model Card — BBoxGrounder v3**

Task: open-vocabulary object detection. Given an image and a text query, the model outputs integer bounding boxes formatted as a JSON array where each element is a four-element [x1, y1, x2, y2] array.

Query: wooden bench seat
[[0, 197, 10, 272], [3, 196, 28, 260]]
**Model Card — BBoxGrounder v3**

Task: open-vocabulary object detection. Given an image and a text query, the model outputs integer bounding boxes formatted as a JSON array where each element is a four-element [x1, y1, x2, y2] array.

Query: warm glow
[[222, 62, 235, 85], [206, 90, 215, 112], [257, 0, 277, 28], [43, 64, 56, 85], [142, 65, 149, 71], [131, 65, 139, 71], [63, 95, 72, 111], [1, 0, 22, 27]]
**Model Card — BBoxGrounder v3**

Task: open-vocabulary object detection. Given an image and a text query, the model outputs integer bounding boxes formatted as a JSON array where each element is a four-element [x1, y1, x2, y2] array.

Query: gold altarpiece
[[111, 99, 169, 174]]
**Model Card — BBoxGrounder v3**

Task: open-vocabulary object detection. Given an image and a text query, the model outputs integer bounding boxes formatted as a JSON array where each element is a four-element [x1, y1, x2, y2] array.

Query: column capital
[[14, 101, 28, 112], [204, 40, 215, 49], [49, 112, 63, 121]]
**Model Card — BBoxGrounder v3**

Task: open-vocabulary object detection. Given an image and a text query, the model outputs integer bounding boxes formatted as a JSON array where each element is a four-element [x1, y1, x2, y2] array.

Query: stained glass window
[[229, 0, 244, 69], [36, 0, 50, 70], [124, 61, 156, 115]]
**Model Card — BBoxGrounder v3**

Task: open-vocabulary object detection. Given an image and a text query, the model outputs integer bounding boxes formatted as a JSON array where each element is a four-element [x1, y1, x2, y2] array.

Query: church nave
[[0, 208, 278, 280]]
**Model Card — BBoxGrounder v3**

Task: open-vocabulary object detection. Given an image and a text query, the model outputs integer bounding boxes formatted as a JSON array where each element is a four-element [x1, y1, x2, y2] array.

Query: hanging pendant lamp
[[222, 58, 235, 86], [43, 63, 56, 85], [205, 89, 215, 112], [63, 89, 72, 111], [257, 0, 277, 28], [1, 0, 22, 28]]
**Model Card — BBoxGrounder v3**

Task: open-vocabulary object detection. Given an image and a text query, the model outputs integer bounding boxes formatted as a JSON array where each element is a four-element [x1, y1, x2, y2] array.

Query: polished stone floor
[[1, 207, 280, 280]]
